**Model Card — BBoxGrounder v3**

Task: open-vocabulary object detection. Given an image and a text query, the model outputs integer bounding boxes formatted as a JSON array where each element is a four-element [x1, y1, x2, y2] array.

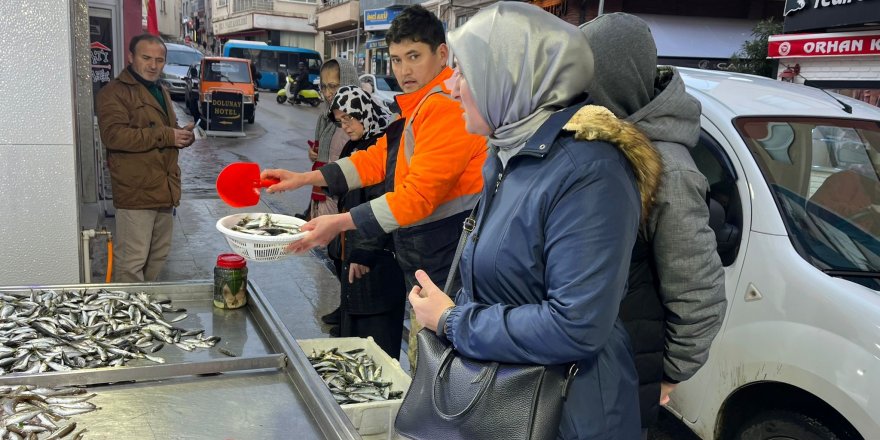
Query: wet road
[[178, 95, 324, 217]]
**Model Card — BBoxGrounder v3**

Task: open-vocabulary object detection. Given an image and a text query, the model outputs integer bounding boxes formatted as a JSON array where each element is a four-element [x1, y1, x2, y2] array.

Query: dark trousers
[[338, 255, 407, 360], [292, 83, 306, 102], [341, 301, 406, 360], [392, 210, 470, 372]]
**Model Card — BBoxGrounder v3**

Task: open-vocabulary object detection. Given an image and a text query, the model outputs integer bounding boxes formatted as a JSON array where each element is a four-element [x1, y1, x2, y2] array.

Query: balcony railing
[[233, 0, 274, 14], [317, 0, 352, 13]]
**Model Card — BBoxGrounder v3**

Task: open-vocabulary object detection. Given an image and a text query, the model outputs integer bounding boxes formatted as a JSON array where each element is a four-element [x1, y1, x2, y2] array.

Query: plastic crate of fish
[[298, 337, 411, 440], [215, 213, 307, 262]]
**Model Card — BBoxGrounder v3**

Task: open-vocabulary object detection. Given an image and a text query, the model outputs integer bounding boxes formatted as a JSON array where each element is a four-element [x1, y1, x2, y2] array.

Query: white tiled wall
[[777, 56, 880, 84], [0, 1, 81, 284]]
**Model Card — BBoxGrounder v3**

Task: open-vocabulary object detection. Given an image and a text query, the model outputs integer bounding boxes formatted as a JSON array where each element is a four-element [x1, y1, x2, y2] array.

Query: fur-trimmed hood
[[563, 105, 663, 220]]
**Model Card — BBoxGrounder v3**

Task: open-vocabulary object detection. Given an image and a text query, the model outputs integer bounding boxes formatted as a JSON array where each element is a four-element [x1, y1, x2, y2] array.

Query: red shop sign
[[768, 31, 880, 58]]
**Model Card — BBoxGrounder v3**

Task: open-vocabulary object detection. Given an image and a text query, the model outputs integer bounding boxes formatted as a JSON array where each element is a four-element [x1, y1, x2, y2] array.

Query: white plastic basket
[[216, 213, 308, 262], [298, 337, 410, 440]]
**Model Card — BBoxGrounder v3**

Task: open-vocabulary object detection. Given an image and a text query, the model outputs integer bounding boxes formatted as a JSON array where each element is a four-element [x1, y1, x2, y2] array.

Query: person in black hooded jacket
[[581, 13, 727, 438], [326, 85, 407, 359]]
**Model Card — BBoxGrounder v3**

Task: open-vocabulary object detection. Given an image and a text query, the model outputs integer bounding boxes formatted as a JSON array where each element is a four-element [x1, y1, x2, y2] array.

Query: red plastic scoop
[[216, 162, 280, 208]]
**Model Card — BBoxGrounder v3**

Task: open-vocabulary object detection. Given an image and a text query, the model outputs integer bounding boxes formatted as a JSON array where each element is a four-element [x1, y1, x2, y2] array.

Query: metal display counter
[[0, 281, 360, 440]]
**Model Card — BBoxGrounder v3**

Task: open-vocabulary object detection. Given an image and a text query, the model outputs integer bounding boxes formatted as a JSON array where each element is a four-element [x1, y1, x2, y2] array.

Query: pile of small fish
[[0, 385, 94, 439], [0, 289, 221, 375], [307, 347, 402, 405], [231, 214, 302, 236]]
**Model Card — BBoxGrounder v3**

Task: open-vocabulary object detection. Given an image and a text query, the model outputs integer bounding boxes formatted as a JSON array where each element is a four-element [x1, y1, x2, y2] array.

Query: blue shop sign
[[364, 8, 401, 31]]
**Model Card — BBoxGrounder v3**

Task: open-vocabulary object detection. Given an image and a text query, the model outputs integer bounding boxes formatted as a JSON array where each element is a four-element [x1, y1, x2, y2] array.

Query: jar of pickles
[[214, 254, 248, 309]]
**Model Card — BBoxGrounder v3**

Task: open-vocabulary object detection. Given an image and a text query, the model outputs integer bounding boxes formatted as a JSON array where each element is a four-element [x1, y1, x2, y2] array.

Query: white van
[[670, 68, 880, 439]]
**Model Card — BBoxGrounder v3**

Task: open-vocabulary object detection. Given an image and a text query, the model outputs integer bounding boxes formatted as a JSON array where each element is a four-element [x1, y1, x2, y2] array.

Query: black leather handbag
[[395, 329, 575, 440], [394, 208, 577, 440]]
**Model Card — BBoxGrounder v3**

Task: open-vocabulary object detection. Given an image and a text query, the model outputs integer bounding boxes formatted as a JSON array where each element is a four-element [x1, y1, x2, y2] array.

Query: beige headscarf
[[447, 3, 594, 150]]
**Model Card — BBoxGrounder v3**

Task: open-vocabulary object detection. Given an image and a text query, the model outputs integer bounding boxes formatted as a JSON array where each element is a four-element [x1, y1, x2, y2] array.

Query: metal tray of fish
[[0, 281, 359, 440]]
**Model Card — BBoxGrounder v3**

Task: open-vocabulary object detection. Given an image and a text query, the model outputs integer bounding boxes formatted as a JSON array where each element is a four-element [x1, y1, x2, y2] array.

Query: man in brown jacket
[[97, 34, 195, 282]]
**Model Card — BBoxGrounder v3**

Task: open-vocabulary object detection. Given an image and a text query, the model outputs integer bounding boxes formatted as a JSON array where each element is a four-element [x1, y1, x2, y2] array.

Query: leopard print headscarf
[[329, 86, 393, 140]]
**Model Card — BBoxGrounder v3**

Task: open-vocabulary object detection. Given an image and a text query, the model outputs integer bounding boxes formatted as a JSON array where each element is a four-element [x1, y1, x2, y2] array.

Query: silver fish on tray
[[0, 384, 95, 439], [0, 289, 220, 376]]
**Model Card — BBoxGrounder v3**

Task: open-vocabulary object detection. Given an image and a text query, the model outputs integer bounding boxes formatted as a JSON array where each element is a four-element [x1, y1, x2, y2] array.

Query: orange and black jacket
[[320, 67, 487, 237]]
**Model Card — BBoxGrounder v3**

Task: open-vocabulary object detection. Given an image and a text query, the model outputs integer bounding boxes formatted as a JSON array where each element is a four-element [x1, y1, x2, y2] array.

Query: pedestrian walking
[[261, 5, 487, 370], [581, 13, 727, 438], [407, 4, 660, 438], [96, 34, 195, 282]]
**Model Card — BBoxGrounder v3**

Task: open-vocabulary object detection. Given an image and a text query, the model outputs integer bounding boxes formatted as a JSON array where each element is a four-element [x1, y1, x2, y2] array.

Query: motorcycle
[[276, 69, 321, 107]]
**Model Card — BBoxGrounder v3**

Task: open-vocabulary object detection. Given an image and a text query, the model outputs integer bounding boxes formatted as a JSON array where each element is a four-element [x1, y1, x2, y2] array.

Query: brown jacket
[[96, 68, 181, 209]]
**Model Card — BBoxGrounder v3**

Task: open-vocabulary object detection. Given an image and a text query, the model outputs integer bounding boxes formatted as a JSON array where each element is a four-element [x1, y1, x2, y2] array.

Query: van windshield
[[167, 49, 202, 67], [204, 60, 250, 83], [736, 117, 880, 285]]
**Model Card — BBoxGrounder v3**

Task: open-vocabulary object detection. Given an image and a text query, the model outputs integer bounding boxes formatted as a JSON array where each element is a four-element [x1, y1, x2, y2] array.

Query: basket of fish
[[216, 213, 308, 262], [298, 337, 411, 440]]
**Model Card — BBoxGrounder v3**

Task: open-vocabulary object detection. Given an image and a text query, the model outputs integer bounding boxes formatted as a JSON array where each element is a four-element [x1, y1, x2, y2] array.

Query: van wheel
[[736, 410, 840, 440]]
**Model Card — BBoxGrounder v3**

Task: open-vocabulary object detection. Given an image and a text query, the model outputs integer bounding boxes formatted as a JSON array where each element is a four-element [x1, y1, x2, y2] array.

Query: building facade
[[183, 0, 214, 51], [315, 0, 361, 61], [423, 0, 783, 72], [316, 0, 414, 73], [769, 1, 880, 107], [211, 0, 321, 51], [144, 0, 184, 39]]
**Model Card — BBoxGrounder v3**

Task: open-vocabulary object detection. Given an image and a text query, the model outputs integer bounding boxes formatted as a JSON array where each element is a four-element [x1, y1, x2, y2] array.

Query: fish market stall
[[0, 281, 359, 439]]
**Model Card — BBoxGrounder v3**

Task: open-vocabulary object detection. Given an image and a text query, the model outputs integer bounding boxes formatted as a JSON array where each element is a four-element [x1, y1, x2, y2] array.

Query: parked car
[[359, 73, 402, 110], [196, 57, 256, 126], [161, 43, 203, 99], [669, 67, 880, 439]]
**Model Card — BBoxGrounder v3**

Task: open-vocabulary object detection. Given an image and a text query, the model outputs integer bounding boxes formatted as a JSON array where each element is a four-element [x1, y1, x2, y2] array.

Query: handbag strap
[[430, 344, 499, 420], [443, 203, 479, 293]]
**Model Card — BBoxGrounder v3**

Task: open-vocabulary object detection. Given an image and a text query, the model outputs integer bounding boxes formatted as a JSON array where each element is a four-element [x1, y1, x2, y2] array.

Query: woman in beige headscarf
[[406, 3, 661, 438]]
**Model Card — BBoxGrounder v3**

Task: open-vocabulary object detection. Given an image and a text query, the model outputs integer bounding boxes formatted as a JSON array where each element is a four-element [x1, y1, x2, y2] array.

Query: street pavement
[[88, 97, 698, 440]]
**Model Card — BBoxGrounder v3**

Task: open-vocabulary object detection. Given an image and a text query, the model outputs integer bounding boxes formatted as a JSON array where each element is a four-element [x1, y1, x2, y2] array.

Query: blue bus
[[223, 40, 322, 91]]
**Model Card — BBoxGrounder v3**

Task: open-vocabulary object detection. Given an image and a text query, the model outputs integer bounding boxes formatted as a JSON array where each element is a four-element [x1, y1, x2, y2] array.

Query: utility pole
[[355, 17, 361, 73]]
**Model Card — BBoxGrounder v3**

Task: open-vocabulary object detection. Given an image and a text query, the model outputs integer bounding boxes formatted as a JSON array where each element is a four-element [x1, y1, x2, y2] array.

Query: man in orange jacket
[[262, 5, 487, 366]]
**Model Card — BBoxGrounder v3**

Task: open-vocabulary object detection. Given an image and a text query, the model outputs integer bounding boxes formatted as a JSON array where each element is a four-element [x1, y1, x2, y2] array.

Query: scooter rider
[[292, 62, 309, 104]]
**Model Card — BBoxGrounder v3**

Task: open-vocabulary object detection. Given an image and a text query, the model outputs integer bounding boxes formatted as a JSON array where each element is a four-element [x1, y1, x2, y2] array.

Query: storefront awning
[[768, 31, 880, 58], [634, 14, 757, 59]]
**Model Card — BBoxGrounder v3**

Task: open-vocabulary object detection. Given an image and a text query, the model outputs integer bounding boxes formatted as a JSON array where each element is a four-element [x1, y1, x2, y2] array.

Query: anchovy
[[234, 214, 302, 236], [307, 347, 400, 405], [0, 288, 221, 375]]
